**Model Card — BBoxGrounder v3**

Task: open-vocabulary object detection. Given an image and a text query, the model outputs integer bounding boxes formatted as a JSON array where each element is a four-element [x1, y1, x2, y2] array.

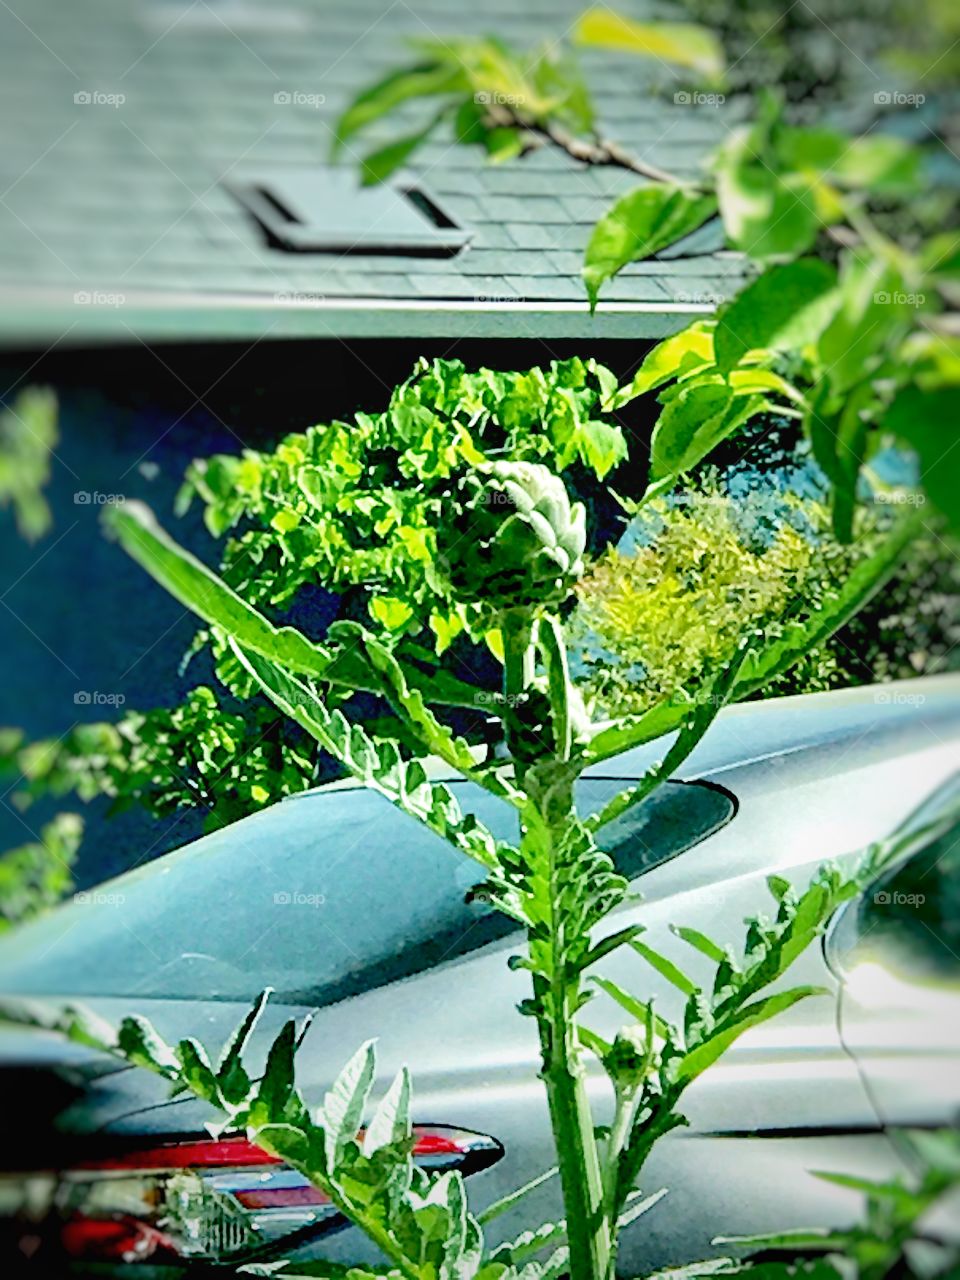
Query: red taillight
[[45, 1126, 502, 1264]]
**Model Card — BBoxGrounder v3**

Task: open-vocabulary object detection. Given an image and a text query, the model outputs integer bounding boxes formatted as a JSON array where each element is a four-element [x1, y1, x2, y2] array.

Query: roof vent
[[226, 169, 469, 256]]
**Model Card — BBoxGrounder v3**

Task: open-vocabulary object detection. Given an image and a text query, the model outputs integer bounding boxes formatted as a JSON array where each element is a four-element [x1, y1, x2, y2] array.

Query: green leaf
[[252, 1024, 300, 1123], [630, 940, 697, 996], [648, 380, 767, 490], [585, 694, 693, 765], [715, 126, 819, 262], [714, 260, 838, 373], [579, 418, 629, 479], [883, 385, 960, 533], [734, 510, 922, 689], [334, 62, 463, 151], [583, 186, 718, 309], [217, 988, 272, 1104], [817, 256, 908, 395], [116, 1015, 179, 1077], [574, 9, 724, 81], [322, 1039, 376, 1162], [478, 1166, 560, 1226], [177, 1038, 220, 1101], [360, 116, 444, 185], [612, 323, 715, 409], [592, 977, 671, 1038], [231, 642, 508, 869], [105, 502, 483, 709], [671, 925, 726, 963], [363, 1066, 412, 1155], [676, 986, 826, 1084]]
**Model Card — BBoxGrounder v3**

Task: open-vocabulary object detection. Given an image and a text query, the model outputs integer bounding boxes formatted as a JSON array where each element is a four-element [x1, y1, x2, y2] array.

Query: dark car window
[[828, 814, 960, 985], [0, 779, 734, 1006]]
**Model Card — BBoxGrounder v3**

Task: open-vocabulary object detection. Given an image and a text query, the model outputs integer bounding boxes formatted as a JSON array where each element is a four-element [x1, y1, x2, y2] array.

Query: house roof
[[0, 0, 756, 345]]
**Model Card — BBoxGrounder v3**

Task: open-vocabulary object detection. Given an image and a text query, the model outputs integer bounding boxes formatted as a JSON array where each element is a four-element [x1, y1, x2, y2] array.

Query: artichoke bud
[[435, 461, 586, 614], [606, 1025, 652, 1088]]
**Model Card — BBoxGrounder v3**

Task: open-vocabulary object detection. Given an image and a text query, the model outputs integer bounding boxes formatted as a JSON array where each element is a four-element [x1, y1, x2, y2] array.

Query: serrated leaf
[[217, 988, 272, 1104], [177, 1037, 220, 1101], [592, 977, 671, 1038], [322, 1039, 376, 1163], [363, 1066, 411, 1155], [116, 1015, 179, 1076]]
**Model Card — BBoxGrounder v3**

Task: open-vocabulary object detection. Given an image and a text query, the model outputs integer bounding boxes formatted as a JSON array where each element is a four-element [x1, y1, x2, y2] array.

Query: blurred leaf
[[714, 260, 838, 372], [574, 9, 724, 81], [584, 186, 717, 309]]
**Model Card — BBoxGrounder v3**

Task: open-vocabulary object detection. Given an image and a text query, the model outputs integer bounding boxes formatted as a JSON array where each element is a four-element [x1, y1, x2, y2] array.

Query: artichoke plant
[[436, 461, 587, 615]]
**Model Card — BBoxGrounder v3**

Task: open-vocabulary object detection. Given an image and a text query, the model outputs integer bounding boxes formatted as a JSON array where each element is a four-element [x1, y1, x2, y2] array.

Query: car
[[0, 674, 958, 1275]]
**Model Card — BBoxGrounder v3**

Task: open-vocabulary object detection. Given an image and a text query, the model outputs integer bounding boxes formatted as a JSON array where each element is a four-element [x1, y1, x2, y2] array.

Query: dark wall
[[0, 335, 653, 881]]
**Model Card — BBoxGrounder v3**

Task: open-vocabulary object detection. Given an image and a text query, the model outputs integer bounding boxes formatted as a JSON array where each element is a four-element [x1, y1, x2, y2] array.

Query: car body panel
[[0, 675, 958, 1271]]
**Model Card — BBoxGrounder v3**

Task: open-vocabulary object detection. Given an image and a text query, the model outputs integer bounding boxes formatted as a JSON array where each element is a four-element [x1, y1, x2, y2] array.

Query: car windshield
[[0, 778, 734, 1005]]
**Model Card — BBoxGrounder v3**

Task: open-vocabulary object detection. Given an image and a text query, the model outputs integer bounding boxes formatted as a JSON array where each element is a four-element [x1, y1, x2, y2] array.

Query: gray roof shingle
[[0, 0, 757, 342]]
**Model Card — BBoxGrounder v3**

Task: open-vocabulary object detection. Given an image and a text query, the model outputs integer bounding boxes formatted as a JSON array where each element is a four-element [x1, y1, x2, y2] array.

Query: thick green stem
[[539, 962, 612, 1280]]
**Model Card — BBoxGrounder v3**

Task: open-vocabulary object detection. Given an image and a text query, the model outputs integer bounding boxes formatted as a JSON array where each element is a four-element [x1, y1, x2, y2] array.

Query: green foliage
[[2, 687, 319, 832], [669, 1128, 960, 1280], [0, 811, 82, 932], [176, 357, 625, 658], [0, 387, 57, 542], [335, 35, 594, 178], [0, 993, 547, 1280], [582, 857, 885, 1224], [571, 476, 923, 718]]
